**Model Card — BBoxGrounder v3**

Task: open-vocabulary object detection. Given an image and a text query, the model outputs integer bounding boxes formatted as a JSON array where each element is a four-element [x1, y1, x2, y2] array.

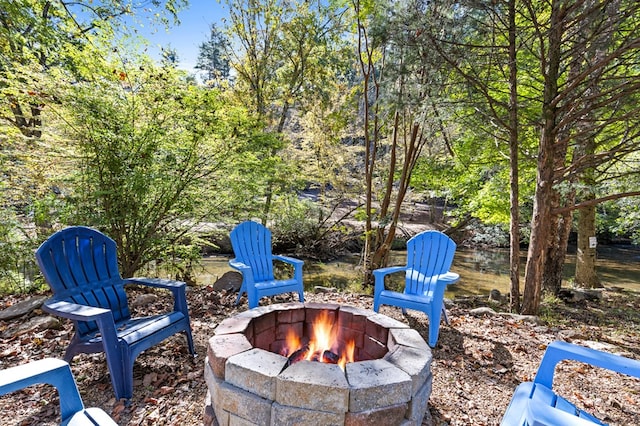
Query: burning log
[[285, 345, 309, 367], [321, 350, 340, 364]]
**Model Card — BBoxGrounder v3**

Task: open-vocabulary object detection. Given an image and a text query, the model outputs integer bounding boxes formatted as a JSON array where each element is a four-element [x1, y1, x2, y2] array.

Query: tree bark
[[576, 203, 601, 288], [522, 0, 565, 315], [507, 0, 520, 312], [542, 208, 572, 295]]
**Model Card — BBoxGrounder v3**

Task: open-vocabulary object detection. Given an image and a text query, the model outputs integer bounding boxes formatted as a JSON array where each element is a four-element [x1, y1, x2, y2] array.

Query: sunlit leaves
[[58, 61, 248, 276]]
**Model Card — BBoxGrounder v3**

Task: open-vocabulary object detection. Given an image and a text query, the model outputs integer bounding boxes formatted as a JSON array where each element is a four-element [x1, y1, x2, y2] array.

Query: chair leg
[[247, 289, 259, 309], [427, 316, 440, 347], [426, 307, 444, 347], [120, 352, 134, 402], [442, 306, 450, 325], [184, 329, 196, 356], [235, 280, 246, 305], [103, 344, 133, 401]]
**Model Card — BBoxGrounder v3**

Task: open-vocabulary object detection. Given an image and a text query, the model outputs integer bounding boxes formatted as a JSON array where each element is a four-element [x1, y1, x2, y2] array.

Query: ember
[[281, 310, 355, 370]]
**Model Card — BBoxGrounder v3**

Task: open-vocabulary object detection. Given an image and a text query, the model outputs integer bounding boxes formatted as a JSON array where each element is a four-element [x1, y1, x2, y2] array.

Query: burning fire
[[282, 310, 355, 370]]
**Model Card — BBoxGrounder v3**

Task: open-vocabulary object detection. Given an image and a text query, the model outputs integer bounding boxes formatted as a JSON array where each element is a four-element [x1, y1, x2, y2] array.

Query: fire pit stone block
[[271, 402, 346, 425], [226, 348, 288, 400], [204, 361, 229, 426], [344, 402, 408, 426], [274, 302, 306, 323], [204, 304, 433, 426], [207, 334, 253, 379], [366, 313, 410, 342], [384, 345, 432, 395], [406, 374, 433, 424], [362, 335, 388, 360], [276, 360, 350, 413], [389, 328, 431, 351], [214, 316, 253, 336], [218, 380, 272, 425], [346, 359, 412, 411]]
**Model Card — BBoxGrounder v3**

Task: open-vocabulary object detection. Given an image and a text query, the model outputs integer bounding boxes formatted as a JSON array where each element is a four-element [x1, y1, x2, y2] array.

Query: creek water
[[197, 246, 640, 298]]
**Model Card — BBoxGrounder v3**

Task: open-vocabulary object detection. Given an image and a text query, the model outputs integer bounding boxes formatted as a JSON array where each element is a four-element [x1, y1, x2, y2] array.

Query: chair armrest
[[273, 255, 304, 267], [373, 266, 408, 295], [43, 299, 111, 322], [0, 358, 84, 422], [535, 341, 640, 389], [229, 258, 252, 272], [125, 277, 186, 289], [525, 398, 598, 426], [273, 255, 303, 284], [373, 266, 408, 279], [437, 272, 460, 285], [229, 259, 255, 281], [125, 277, 190, 316]]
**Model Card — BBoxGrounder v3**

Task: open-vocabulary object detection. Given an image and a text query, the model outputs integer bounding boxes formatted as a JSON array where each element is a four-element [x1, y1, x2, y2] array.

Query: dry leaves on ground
[[1, 286, 639, 425]]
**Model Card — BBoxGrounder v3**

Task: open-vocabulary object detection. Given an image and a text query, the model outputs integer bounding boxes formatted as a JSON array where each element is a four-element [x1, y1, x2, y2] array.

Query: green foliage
[[538, 293, 566, 326], [0, 203, 45, 294], [196, 24, 231, 84], [223, 0, 353, 223], [60, 61, 247, 277]]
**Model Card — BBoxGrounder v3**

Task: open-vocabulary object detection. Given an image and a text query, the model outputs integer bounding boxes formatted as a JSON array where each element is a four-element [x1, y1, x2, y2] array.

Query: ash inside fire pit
[[204, 302, 433, 426]]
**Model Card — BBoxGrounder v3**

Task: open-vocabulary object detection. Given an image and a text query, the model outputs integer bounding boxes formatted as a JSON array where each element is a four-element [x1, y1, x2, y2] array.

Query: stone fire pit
[[204, 302, 432, 426]]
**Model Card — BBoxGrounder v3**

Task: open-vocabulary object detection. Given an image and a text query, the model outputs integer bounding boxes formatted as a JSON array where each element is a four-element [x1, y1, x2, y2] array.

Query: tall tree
[[196, 24, 230, 84], [423, 0, 525, 311], [522, 0, 640, 313], [223, 0, 351, 223], [416, 0, 640, 313], [354, 0, 458, 283]]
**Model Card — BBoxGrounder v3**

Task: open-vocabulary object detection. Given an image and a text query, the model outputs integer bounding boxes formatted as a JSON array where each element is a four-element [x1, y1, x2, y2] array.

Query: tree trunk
[[542, 122, 574, 296], [507, 0, 520, 312], [575, 202, 601, 288], [8, 97, 43, 139], [573, 0, 611, 290], [542, 208, 572, 295], [522, 146, 554, 315], [522, 0, 564, 315]]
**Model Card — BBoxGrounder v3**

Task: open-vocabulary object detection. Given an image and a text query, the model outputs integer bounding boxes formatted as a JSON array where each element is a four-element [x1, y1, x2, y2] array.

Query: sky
[[131, 0, 229, 73]]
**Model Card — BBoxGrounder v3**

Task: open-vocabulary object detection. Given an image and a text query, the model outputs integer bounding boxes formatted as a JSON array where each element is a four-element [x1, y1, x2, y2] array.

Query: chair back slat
[[36, 227, 131, 336], [405, 231, 457, 296], [230, 221, 275, 282]]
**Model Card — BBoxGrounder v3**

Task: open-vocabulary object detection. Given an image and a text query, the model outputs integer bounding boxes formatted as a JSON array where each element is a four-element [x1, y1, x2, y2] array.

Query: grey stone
[[346, 359, 412, 412], [226, 348, 288, 400], [0, 296, 47, 320], [2, 315, 61, 339], [383, 345, 432, 396], [469, 307, 497, 317], [276, 360, 349, 413], [271, 403, 345, 426]]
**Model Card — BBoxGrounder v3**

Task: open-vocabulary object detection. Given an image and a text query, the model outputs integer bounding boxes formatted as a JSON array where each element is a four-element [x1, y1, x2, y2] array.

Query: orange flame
[[281, 310, 355, 370], [309, 310, 336, 357], [284, 328, 301, 357], [338, 339, 356, 370]]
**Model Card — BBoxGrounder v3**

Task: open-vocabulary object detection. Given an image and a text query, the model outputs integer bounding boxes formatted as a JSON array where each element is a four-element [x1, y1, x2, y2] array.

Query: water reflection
[[198, 247, 640, 298]]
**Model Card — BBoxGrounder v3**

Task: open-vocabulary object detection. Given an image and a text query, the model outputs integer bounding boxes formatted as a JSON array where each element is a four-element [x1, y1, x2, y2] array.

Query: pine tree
[[195, 24, 230, 84]]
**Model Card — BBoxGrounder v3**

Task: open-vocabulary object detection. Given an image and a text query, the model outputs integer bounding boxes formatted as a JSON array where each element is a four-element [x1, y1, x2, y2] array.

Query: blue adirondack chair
[[372, 230, 459, 347], [0, 358, 117, 425], [501, 341, 640, 425], [35, 226, 196, 401], [229, 221, 304, 309]]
